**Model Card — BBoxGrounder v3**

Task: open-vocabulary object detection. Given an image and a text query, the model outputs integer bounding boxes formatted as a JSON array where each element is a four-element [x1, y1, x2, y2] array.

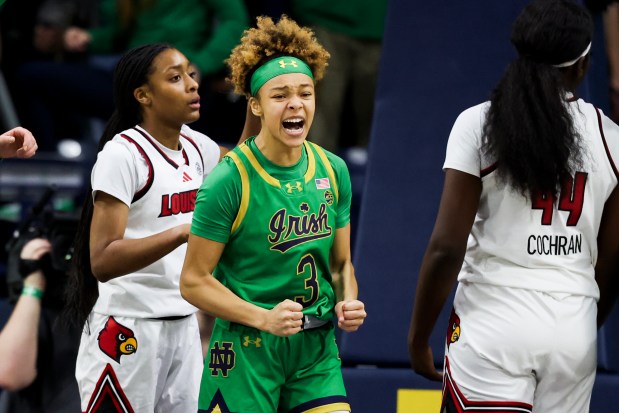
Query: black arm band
[[19, 259, 43, 279]]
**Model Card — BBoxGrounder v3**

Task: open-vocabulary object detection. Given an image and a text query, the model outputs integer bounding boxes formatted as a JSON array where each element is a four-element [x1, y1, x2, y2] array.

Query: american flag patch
[[315, 177, 330, 189]]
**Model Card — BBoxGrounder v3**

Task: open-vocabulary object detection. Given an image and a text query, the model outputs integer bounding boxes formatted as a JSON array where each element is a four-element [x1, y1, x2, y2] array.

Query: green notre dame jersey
[[191, 137, 352, 320]]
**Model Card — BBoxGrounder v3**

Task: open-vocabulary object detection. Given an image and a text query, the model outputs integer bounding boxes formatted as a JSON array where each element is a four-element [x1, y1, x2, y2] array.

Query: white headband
[[552, 42, 592, 68]]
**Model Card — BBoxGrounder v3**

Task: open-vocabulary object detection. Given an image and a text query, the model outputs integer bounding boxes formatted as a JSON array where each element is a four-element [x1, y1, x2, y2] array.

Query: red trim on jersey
[[481, 162, 498, 177], [119, 134, 154, 203], [133, 127, 187, 169], [83, 363, 135, 413], [442, 357, 533, 413], [595, 107, 619, 180], [181, 132, 204, 172]]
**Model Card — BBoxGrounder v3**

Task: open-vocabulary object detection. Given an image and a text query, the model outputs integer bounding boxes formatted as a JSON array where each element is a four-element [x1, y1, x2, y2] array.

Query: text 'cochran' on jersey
[[527, 233, 582, 256]]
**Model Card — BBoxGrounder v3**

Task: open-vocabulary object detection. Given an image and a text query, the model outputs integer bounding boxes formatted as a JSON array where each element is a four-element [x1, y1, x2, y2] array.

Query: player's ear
[[249, 96, 263, 117], [134, 86, 151, 106], [577, 53, 590, 78]]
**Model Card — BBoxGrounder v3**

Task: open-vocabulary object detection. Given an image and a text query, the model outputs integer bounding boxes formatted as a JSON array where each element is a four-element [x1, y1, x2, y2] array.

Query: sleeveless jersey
[[192, 138, 351, 321], [92, 125, 220, 317], [444, 99, 619, 299]]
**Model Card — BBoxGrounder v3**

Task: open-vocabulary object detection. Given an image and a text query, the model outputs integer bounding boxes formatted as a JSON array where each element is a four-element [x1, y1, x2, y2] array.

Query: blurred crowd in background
[[0, 0, 387, 156]]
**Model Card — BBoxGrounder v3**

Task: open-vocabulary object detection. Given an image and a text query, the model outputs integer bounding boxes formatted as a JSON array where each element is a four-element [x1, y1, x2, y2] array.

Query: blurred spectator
[[291, 0, 388, 153], [0, 0, 94, 71], [15, 0, 249, 152], [0, 235, 81, 413], [1, 0, 98, 152], [33, 0, 97, 61]]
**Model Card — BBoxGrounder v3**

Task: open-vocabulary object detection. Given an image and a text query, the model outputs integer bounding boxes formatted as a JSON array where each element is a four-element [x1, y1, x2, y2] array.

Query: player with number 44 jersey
[[446, 98, 617, 298], [408, 1, 619, 412]]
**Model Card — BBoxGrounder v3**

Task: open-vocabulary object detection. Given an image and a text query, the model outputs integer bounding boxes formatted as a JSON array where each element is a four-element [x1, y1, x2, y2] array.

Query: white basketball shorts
[[76, 312, 203, 413], [443, 281, 597, 413]]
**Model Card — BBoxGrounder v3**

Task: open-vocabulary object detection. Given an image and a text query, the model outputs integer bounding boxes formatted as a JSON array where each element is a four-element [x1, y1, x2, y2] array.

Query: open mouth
[[189, 98, 200, 109], [282, 118, 305, 134]]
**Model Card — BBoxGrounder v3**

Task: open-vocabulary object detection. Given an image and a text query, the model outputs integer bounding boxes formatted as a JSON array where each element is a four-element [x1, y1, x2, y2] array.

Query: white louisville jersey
[[445, 98, 619, 299], [91, 124, 220, 317]]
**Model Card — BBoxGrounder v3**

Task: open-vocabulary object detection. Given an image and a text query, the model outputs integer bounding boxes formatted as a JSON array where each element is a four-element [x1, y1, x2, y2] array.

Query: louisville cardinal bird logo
[[446, 308, 461, 349], [98, 317, 138, 363]]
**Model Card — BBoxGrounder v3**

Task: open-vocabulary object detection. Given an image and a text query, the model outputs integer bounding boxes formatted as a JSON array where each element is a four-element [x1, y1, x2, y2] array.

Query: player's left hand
[[335, 300, 366, 332], [0, 127, 38, 159], [408, 341, 443, 382]]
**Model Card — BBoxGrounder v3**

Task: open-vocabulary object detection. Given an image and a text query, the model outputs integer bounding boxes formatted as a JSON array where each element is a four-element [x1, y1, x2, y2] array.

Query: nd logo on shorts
[[98, 316, 138, 363], [446, 309, 461, 349], [209, 341, 236, 377]]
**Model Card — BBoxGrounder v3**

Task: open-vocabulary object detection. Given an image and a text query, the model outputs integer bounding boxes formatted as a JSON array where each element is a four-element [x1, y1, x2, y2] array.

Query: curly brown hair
[[226, 15, 330, 98]]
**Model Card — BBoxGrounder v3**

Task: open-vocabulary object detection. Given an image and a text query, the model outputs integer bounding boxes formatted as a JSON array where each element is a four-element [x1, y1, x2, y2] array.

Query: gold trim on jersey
[[308, 142, 339, 201], [302, 402, 351, 413], [227, 151, 250, 234], [239, 143, 281, 187], [303, 141, 317, 183], [237, 141, 317, 187], [229, 141, 332, 233]]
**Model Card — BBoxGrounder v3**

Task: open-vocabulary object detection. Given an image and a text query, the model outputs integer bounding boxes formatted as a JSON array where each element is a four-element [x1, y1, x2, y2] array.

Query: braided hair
[[483, 0, 593, 198], [64, 43, 174, 327]]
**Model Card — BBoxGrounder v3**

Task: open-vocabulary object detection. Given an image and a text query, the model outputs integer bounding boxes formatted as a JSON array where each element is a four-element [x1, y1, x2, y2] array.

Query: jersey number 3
[[532, 172, 587, 226], [294, 254, 319, 308]]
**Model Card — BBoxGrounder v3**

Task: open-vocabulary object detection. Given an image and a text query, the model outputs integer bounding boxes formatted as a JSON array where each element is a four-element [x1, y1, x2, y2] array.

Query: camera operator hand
[[20, 238, 51, 291], [0, 238, 51, 391]]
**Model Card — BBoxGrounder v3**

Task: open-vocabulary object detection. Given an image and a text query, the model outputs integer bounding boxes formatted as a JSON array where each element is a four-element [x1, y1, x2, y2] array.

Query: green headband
[[250, 56, 314, 96]]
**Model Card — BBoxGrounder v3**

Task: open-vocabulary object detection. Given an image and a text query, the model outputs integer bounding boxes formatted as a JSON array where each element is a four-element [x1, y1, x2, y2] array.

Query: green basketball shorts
[[198, 319, 350, 413]]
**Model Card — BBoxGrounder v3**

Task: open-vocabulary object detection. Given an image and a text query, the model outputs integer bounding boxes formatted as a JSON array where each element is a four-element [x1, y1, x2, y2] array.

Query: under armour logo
[[209, 342, 236, 377], [285, 182, 303, 193], [279, 59, 298, 68], [243, 336, 262, 348], [182, 171, 192, 182]]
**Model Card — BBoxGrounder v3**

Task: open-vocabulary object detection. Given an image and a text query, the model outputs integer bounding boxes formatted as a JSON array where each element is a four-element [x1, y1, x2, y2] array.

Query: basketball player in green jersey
[[180, 15, 367, 413]]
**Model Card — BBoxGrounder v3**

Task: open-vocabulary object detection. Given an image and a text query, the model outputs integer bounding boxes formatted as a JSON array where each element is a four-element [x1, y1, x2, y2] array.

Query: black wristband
[[19, 258, 42, 279]]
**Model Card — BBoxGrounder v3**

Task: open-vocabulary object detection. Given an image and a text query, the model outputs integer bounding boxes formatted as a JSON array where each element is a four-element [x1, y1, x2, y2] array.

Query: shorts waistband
[[301, 314, 329, 331], [215, 315, 330, 331]]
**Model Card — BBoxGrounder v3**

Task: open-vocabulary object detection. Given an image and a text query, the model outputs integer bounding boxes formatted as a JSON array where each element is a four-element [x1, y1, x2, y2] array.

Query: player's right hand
[[263, 299, 304, 337], [409, 342, 443, 382], [0, 127, 38, 158]]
